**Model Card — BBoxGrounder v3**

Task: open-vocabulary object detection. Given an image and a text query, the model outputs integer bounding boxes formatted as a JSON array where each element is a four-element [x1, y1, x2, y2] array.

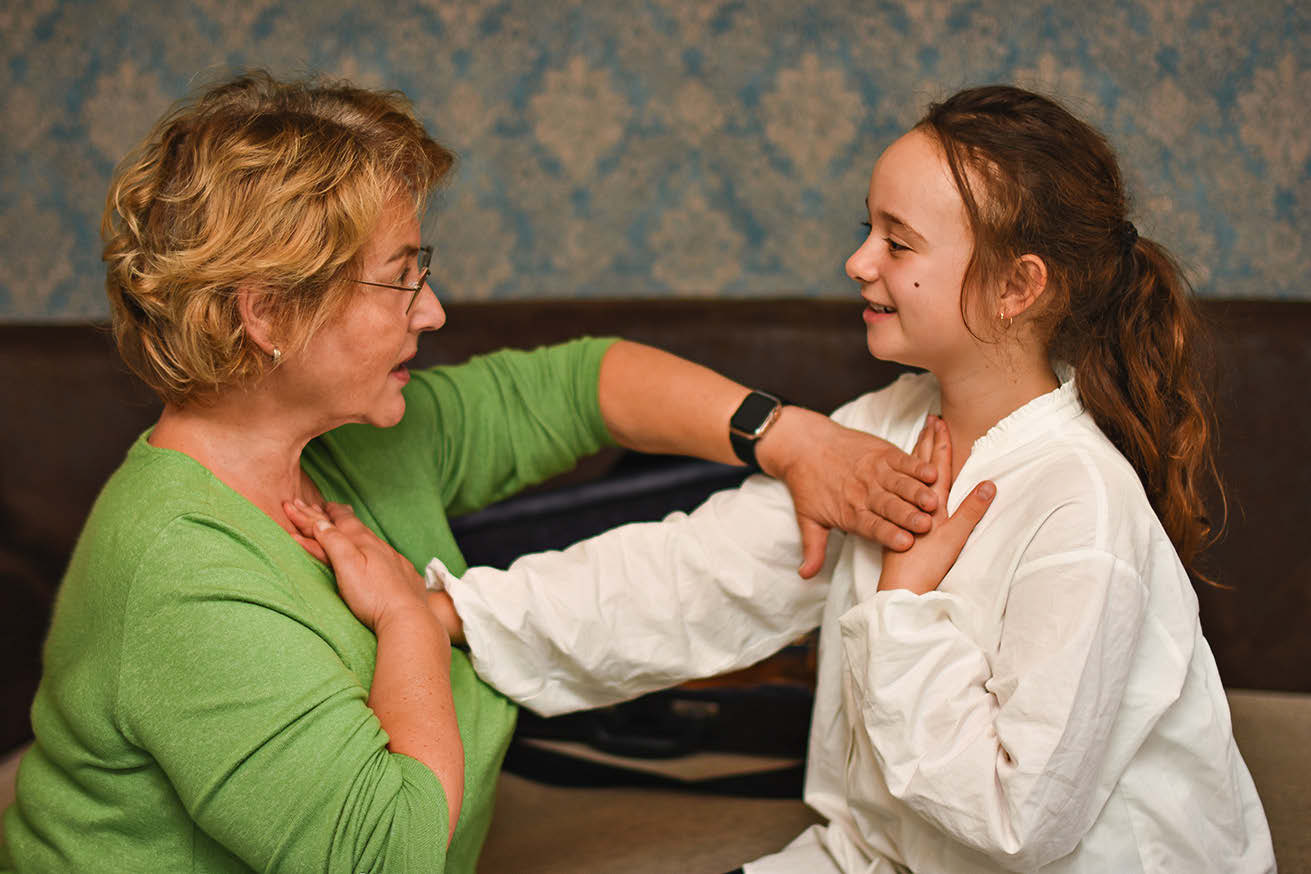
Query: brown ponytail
[[1067, 237, 1222, 576], [920, 86, 1222, 578]]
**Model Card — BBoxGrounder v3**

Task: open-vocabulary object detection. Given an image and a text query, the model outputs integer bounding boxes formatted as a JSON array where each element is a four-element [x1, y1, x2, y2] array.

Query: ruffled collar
[[929, 362, 1083, 470]]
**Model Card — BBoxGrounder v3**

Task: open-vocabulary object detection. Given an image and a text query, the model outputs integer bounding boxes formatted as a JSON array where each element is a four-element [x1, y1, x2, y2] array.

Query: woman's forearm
[[368, 607, 464, 842], [596, 340, 814, 473], [597, 340, 750, 466]]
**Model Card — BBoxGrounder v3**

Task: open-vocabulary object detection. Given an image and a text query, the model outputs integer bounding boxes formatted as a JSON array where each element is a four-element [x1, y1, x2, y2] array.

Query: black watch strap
[[729, 391, 783, 470]]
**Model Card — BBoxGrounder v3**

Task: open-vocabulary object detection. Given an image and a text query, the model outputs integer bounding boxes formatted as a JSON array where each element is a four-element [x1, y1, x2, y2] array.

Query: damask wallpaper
[[2, 0, 1307, 318]]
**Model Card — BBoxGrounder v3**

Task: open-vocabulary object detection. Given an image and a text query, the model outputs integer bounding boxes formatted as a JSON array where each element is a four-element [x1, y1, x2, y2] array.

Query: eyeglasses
[[353, 246, 432, 313]]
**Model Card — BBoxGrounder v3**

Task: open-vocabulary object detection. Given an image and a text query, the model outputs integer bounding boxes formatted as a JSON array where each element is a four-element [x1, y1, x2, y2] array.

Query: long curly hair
[[102, 70, 454, 405], [919, 85, 1222, 578]]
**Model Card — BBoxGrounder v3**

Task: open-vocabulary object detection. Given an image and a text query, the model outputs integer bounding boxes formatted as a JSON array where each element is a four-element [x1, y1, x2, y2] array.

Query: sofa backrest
[[1, 299, 1307, 753]]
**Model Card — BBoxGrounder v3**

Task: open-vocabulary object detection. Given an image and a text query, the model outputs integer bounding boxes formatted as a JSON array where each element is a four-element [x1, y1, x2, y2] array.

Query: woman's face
[[846, 128, 984, 378], [287, 198, 445, 430]]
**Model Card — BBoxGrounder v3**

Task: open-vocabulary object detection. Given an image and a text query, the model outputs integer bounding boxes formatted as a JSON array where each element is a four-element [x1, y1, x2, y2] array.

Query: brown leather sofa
[[2, 299, 1308, 871]]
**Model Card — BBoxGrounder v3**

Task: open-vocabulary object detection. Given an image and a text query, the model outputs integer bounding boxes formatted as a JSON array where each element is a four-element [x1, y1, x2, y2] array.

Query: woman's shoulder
[[69, 437, 301, 605]]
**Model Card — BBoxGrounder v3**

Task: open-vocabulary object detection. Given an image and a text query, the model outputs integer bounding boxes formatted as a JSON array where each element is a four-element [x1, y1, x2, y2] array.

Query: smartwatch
[[729, 390, 783, 470]]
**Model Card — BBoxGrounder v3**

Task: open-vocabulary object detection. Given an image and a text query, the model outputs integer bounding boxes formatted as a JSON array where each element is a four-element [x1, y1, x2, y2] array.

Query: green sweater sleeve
[[425, 338, 619, 516], [117, 517, 451, 874]]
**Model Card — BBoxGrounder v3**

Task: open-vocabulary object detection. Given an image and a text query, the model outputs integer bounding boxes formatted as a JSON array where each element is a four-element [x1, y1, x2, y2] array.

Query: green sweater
[[1, 339, 616, 874]]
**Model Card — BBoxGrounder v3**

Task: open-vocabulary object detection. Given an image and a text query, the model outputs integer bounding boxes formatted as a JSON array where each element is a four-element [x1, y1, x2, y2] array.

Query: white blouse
[[436, 372, 1274, 873]]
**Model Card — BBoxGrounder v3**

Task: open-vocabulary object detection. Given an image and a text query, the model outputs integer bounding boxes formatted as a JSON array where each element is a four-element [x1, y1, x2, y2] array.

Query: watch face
[[731, 391, 781, 438]]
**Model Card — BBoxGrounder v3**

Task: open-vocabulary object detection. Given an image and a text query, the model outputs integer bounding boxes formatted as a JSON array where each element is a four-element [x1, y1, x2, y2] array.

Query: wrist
[[754, 405, 818, 479], [427, 590, 465, 646], [375, 601, 448, 642], [728, 390, 784, 471], [876, 564, 937, 596]]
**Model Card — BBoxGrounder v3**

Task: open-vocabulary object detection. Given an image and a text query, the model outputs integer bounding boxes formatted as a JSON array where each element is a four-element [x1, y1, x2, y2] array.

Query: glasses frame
[[353, 246, 432, 313]]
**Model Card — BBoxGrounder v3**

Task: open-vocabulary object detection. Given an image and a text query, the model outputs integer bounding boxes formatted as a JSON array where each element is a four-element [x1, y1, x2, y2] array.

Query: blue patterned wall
[[2, 0, 1307, 318]]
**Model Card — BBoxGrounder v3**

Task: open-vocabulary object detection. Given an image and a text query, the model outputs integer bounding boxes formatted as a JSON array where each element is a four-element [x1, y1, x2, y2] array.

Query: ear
[[997, 253, 1048, 321], [237, 286, 278, 357]]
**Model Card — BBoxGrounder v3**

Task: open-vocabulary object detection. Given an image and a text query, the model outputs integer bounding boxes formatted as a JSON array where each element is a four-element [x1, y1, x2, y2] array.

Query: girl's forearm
[[369, 607, 464, 841]]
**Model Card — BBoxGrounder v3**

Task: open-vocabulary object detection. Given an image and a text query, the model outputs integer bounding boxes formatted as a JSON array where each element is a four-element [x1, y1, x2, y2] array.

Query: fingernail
[[979, 481, 996, 499], [314, 519, 332, 531], [896, 531, 912, 550], [293, 498, 306, 509]]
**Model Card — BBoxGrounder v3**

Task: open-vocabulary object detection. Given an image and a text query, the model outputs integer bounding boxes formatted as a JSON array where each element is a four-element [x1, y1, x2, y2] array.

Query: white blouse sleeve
[[438, 472, 832, 717], [838, 501, 1173, 869]]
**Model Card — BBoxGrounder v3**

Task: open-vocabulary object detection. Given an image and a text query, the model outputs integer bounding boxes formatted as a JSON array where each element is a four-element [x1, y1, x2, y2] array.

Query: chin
[[364, 395, 408, 429], [866, 337, 932, 373], [866, 333, 906, 366]]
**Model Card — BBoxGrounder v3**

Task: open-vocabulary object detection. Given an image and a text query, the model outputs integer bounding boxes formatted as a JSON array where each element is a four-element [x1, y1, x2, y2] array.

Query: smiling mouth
[[867, 303, 897, 314]]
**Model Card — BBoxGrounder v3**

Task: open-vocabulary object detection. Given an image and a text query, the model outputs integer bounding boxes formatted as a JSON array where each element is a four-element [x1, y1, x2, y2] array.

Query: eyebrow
[[382, 243, 420, 265], [866, 199, 928, 247]]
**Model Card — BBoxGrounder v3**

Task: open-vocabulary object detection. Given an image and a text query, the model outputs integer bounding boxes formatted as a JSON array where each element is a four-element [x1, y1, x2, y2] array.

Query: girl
[[290, 86, 1274, 872]]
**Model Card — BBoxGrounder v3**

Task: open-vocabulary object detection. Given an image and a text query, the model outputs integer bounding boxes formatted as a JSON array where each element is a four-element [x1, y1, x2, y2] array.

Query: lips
[[862, 299, 897, 327], [390, 350, 417, 382]]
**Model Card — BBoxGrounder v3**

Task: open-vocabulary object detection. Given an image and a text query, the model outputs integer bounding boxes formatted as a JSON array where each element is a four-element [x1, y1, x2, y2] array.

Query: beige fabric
[[1228, 690, 1311, 873], [478, 773, 822, 874]]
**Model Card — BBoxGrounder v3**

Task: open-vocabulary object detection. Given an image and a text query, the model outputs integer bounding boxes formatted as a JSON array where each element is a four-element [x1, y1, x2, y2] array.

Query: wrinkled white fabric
[[436, 372, 1274, 873]]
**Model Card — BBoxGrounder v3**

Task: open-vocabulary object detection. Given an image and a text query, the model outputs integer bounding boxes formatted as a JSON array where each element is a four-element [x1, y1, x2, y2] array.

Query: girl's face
[[847, 128, 986, 378]]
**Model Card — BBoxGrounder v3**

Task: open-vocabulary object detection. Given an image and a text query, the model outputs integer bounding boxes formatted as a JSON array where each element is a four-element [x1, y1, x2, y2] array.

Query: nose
[[846, 235, 880, 285], [410, 279, 446, 333]]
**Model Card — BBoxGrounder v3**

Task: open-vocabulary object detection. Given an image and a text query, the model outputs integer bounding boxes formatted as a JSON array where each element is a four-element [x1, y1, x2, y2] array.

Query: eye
[[886, 237, 910, 253]]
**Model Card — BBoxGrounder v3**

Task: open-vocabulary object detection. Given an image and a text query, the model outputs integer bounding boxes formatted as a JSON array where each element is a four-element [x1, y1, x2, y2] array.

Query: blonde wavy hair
[[102, 70, 454, 405]]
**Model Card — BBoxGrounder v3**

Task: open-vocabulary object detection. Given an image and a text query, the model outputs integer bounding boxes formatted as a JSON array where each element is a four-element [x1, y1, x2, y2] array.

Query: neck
[[934, 342, 1059, 480], [149, 386, 332, 527]]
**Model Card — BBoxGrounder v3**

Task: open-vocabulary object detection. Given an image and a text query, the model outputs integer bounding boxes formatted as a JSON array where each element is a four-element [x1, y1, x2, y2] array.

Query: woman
[[0, 72, 938, 873], [358, 86, 1275, 871]]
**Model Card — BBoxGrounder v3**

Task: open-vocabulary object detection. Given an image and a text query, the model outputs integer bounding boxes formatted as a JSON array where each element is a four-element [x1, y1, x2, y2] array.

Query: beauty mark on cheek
[[914, 281, 920, 287]]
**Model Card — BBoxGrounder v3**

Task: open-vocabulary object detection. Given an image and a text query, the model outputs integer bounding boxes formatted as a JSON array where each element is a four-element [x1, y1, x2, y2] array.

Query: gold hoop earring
[[999, 309, 1013, 330], [272, 347, 282, 365]]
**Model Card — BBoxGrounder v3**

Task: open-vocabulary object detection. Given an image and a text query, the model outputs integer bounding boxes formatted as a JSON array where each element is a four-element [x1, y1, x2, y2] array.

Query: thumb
[[310, 517, 364, 576], [941, 480, 996, 548], [797, 516, 831, 579]]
